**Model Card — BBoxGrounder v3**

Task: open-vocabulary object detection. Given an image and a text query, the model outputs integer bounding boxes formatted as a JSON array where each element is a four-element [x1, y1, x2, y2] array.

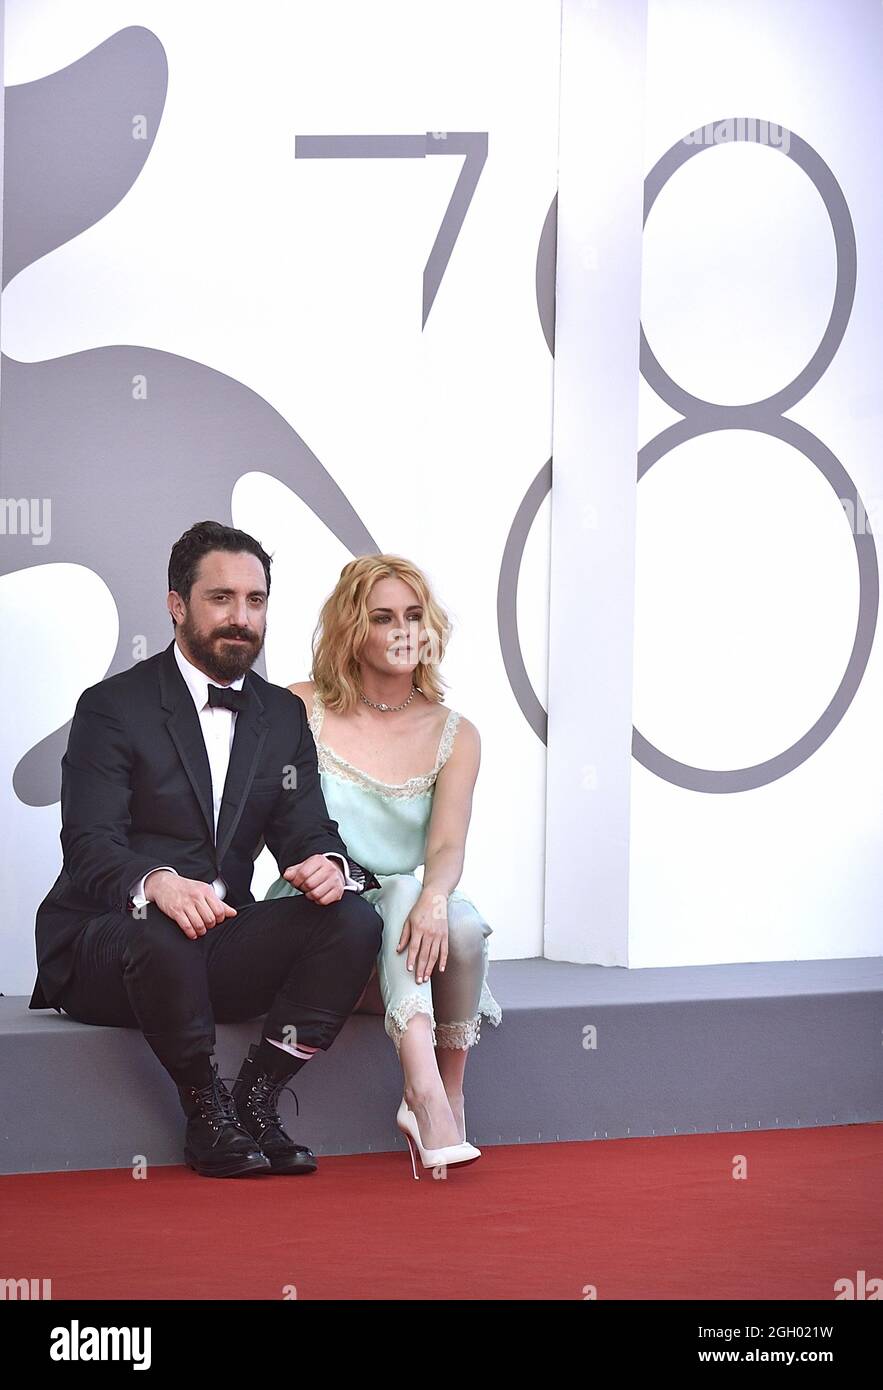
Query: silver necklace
[[359, 685, 420, 712]]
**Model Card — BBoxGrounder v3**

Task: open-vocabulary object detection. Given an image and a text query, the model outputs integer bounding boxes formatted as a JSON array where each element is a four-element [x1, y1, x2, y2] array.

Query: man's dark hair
[[168, 521, 272, 625]]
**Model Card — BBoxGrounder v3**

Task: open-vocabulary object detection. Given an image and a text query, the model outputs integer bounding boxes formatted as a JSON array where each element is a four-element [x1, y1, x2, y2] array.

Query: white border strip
[[544, 0, 647, 964]]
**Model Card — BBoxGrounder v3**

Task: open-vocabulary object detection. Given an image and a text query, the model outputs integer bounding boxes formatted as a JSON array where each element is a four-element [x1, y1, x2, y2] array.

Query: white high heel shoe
[[396, 1098, 481, 1180]]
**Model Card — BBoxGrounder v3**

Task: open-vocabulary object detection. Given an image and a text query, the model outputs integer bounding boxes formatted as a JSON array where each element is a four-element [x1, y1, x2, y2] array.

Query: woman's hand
[[396, 890, 448, 984]]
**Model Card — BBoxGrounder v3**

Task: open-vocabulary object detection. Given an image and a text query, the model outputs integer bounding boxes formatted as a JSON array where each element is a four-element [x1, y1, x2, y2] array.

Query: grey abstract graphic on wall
[[2, 28, 381, 807], [2, 25, 553, 816], [635, 120, 875, 791]]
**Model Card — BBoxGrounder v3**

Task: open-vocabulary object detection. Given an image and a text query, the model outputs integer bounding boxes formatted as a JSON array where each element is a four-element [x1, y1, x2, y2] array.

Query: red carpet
[[2, 1124, 880, 1300]]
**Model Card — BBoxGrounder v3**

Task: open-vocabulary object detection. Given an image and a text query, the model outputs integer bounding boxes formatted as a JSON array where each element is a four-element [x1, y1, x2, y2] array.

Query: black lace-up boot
[[229, 1043, 318, 1175], [177, 1062, 272, 1178]]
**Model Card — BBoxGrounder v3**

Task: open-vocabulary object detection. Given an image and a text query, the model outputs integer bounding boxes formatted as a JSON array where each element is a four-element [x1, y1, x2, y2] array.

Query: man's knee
[[325, 892, 383, 952], [120, 903, 195, 968]]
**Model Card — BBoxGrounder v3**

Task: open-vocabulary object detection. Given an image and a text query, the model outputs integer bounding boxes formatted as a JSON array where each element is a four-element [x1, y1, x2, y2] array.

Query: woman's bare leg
[[435, 1045, 469, 1141], [431, 904, 489, 1142], [398, 1015, 462, 1148]]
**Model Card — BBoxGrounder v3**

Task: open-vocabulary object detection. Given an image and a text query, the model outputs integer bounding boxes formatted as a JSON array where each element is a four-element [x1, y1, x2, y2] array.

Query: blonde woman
[[265, 555, 502, 1176]]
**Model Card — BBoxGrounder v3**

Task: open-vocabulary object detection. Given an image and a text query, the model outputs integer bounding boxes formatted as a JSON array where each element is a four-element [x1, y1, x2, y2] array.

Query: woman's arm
[[421, 716, 481, 899]]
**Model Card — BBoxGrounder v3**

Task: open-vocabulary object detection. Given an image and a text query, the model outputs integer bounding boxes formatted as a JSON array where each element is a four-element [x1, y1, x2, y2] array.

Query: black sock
[[251, 1037, 312, 1083]]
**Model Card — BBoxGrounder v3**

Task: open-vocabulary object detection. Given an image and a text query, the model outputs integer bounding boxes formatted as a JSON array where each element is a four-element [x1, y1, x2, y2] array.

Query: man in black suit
[[30, 520, 383, 1178]]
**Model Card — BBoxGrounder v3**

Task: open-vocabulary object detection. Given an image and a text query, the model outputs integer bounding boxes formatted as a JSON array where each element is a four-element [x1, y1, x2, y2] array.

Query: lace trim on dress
[[385, 994, 436, 1052], [435, 985, 503, 1049], [309, 689, 460, 801], [478, 983, 503, 1029], [434, 1017, 482, 1050]]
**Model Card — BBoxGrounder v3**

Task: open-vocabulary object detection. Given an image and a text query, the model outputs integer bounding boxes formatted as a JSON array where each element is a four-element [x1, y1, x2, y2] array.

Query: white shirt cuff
[[130, 866, 178, 910], [322, 853, 359, 891]]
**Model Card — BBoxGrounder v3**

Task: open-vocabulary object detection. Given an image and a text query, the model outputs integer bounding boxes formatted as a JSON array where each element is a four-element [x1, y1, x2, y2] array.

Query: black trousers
[[56, 893, 384, 1082]]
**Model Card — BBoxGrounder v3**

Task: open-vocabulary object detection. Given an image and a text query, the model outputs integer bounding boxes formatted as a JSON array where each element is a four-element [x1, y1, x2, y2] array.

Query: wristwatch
[[348, 861, 381, 893]]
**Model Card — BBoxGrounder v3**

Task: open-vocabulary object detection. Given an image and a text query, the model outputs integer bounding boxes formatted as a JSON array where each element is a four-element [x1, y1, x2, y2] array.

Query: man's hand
[[283, 854, 345, 905], [145, 870, 237, 940]]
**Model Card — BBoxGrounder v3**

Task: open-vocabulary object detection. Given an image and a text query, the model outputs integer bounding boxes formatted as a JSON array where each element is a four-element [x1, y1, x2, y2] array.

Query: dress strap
[[308, 687, 325, 741], [432, 709, 461, 774]]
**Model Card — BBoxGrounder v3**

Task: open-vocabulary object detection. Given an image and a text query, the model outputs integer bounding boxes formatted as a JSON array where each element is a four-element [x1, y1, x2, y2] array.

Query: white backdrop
[[550, 0, 883, 967], [1, 0, 560, 992], [6, 0, 878, 995]]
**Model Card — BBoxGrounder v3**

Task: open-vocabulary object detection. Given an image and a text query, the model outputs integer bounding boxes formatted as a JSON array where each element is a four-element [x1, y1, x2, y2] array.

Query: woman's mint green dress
[[265, 690, 502, 1051]]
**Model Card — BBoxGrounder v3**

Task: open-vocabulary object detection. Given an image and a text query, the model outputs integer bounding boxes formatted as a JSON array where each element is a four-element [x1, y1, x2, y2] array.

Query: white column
[[544, 0, 647, 964]]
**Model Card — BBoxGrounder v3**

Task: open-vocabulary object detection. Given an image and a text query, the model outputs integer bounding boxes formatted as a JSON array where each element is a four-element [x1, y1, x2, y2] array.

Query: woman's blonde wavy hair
[[311, 554, 451, 714]]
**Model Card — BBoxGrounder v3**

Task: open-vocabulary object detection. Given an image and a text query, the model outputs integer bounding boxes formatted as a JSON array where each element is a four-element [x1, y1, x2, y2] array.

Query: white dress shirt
[[129, 640, 357, 910]]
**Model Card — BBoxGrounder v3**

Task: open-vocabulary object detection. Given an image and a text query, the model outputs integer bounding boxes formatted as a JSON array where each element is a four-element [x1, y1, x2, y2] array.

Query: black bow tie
[[207, 683, 248, 713]]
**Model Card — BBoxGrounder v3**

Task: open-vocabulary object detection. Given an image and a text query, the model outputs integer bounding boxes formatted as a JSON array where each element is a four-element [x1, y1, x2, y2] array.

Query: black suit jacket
[[30, 639, 377, 1010]]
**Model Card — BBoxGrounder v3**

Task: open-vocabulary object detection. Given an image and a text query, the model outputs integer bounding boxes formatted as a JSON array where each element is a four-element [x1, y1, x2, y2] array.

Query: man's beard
[[179, 610, 266, 682]]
